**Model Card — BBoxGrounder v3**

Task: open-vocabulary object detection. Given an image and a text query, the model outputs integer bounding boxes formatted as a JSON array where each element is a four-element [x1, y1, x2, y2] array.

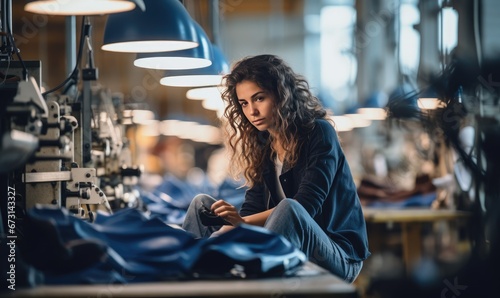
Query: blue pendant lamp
[[102, 0, 198, 53], [386, 83, 420, 119], [357, 91, 388, 120], [417, 86, 443, 110], [134, 23, 214, 70], [160, 45, 230, 87], [344, 104, 372, 128], [25, 0, 144, 15]]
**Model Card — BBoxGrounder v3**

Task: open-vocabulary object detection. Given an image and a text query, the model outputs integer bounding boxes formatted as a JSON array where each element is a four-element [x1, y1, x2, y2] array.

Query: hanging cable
[[3, 0, 28, 81], [472, 0, 482, 67], [0, 55, 11, 85], [42, 16, 88, 97]]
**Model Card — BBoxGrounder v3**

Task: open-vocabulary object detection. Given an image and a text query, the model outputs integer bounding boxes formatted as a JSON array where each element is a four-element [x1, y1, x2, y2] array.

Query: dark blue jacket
[[239, 119, 370, 261]]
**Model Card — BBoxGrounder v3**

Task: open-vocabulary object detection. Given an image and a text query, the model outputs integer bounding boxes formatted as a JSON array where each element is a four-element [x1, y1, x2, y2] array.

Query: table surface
[[363, 207, 472, 274], [8, 262, 358, 298], [363, 207, 472, 223]]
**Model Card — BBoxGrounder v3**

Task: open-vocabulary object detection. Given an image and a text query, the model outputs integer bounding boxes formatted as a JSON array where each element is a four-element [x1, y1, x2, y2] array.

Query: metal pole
[[210, 0, 221, 47], [1, 0, 13, 58], [65, 16, 76, 94]]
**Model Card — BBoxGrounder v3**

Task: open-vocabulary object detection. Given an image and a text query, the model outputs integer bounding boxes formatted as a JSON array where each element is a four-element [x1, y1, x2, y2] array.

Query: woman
[[183, 54, 370, 282]]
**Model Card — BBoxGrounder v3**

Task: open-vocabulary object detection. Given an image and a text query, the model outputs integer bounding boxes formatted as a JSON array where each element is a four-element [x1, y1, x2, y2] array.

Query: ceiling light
[[357, 91, 388, 120], [160, 45, 229, 87], [133, 23, 213, 70], [186, 86, 224, 100], [25, 0, 142, 16], [102, 0, 198, 53], [331, 116, 354, 132], [417, 87, 445, 110]]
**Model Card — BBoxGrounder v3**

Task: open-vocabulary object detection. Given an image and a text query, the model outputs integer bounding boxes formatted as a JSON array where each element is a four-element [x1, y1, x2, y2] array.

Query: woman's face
[[235, 80, 275, 132]]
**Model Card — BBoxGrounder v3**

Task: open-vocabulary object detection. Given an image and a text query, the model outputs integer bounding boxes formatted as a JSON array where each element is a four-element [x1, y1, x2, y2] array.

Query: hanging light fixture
[[417, 87, 445, 110], [133, 23, 213, 70], [25, 0, 143, 15], [385, 83, 421, 119], [331, 116, 354, 132], [102, 0, 198, 53], [160, 45, 229, 87], [357, 91, 388, 120], [344, 104, 372, 128], [186, 86, 225, 101]]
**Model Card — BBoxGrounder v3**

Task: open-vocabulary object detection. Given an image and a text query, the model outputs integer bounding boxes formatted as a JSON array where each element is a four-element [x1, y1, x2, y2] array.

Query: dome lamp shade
[[160, 45, 230, 87], [133, 22, 214, 70], [102, 0, 199, 53], [386, 84, 421, 119], [357, 91, 388, 120], [417, 86, 445, 110]]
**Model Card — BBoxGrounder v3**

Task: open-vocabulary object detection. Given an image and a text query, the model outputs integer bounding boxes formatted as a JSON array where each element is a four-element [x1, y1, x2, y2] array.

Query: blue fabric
[[193, 224, 306, 278], [365, 192, 437, 209], [141, 176, 246, 226], [28, 207, 202, 284], [153, 174, 204, 209], [25, 205, 305, 284], [139, 189, 189, 225], [214, 178, 246, 211]]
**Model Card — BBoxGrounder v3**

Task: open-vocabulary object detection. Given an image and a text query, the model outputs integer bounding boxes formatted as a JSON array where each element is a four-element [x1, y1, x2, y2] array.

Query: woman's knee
[[190, 194, 216, 208], [266, 199, 307, 231], [273, 198, 306, 217]]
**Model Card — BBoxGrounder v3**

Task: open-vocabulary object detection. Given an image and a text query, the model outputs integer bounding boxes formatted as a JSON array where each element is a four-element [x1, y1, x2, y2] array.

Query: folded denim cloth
[[192, 224, 306, 278]]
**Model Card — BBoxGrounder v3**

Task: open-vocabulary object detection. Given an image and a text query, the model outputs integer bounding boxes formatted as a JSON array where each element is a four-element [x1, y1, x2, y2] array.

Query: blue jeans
[[182, 194, 362, 283]]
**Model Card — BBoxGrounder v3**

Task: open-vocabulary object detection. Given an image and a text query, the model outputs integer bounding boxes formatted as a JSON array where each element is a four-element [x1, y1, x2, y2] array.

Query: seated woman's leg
[[182, 194, 220, 238], [264, 198, 362, 283]]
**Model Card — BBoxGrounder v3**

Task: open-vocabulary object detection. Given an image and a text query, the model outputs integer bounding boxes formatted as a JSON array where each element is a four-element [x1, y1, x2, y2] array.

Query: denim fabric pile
[[20, 205, 306, 285]]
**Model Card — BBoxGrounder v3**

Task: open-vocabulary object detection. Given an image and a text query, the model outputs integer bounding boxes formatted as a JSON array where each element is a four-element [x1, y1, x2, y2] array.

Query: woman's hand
[[211, 200, 245, 226]]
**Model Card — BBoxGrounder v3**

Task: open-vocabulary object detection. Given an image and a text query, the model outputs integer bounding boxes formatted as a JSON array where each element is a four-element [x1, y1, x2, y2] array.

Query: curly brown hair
[[221, 54, 331, 187]]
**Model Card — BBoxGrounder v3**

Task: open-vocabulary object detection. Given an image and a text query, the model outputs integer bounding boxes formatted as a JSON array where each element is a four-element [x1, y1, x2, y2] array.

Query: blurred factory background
[[1, 0, 500, 297], [6, 0, 462, 182]]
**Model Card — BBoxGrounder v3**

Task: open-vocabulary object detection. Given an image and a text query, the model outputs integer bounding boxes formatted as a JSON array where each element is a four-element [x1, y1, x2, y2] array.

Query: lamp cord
[[43, 16, 87, 97], [472, 0, 482, 67], [3, 0, 28, 81], [85, 19, 95, 69]]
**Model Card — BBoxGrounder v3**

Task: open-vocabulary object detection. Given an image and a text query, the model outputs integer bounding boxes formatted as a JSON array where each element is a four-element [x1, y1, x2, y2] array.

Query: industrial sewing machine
[[0, 64, 141, 222], [0, 4, 140, 223]]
